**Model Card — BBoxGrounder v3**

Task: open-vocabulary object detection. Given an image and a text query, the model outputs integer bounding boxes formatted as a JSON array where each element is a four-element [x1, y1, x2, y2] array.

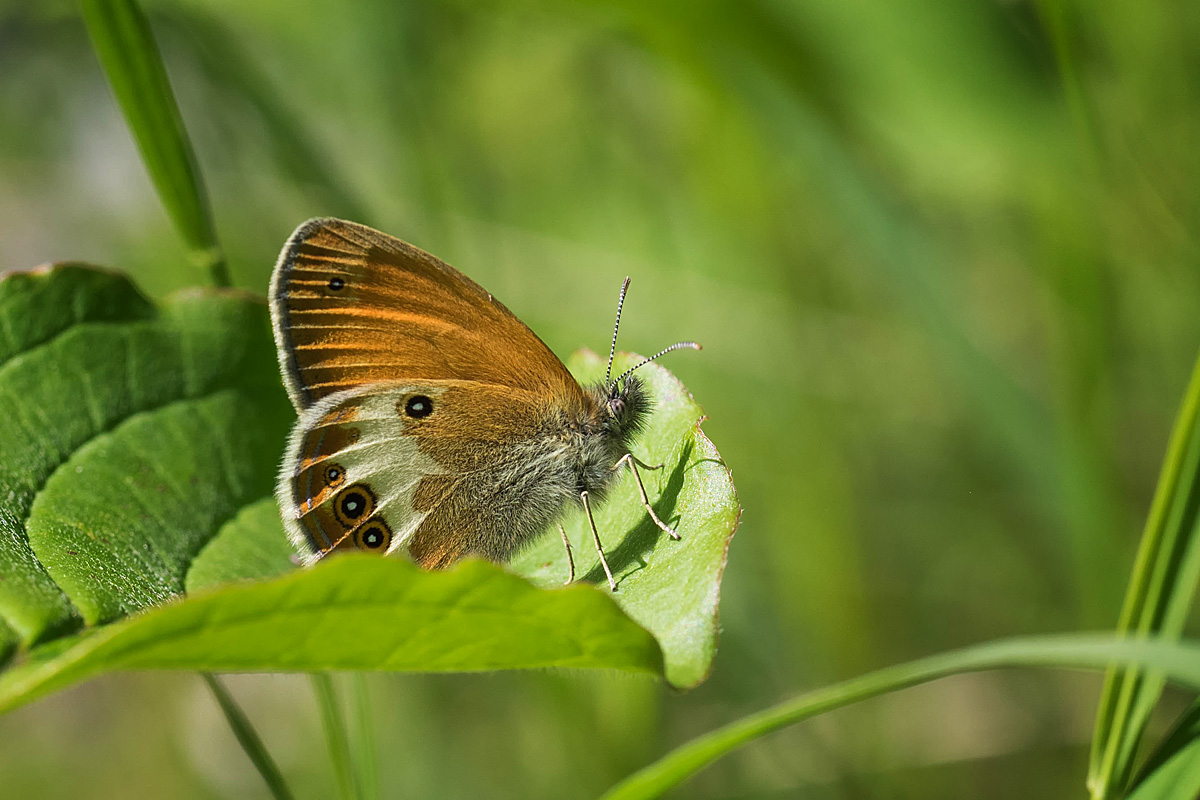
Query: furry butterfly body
[[270, 218, 694, 588]]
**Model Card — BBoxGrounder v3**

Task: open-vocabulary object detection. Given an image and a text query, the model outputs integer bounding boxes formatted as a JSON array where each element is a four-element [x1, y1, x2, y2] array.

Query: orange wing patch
[[270, 218, 584, 411]]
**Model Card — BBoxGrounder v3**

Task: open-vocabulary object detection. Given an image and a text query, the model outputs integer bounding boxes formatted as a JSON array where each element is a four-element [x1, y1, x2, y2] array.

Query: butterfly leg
[[629, 453, 664, 471], [581, 490, 617, 591], [558, 523, 575, 585], [615, 453, 681, 541]]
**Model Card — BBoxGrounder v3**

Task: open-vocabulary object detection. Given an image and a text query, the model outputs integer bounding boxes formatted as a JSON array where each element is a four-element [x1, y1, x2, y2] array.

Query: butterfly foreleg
[[557, 523, 575, 586], [580, 490, 617, 591], [613, 452, 663, 472], [614, 453, 681, 541]]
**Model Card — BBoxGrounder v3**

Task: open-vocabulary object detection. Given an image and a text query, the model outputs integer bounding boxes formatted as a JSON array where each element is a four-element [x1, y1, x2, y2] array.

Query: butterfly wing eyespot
[[280, 379, 562, 568], [402, 394, 433, 419], [353, 517, 393, 552], [333, 482, 376, 527], [327, 277, 345, 291], [282, 385, 453, 563]]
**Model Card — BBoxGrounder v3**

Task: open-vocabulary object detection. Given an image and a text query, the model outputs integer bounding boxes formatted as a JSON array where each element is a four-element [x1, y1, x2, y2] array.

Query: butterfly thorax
[[405, 375, 651, 565], [570, 375, 651, 498], [502, 375, 646, 497]]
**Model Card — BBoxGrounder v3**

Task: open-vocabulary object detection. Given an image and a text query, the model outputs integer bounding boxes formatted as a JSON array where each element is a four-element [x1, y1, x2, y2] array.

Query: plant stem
[[80, 0, 229, 289], [312, 672, 358, 800], [348, 673, 379, 800], [202, 673, 294, 800]]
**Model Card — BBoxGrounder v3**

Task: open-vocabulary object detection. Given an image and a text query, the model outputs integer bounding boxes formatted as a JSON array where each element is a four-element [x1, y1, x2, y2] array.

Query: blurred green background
[[2, 0, 1199, 797]]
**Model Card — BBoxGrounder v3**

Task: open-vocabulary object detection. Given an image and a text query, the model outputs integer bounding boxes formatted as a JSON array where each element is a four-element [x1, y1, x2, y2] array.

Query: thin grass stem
[[348, 674, 379, 800], [311, 673, 358, 800], [202, 673, 294, 800]]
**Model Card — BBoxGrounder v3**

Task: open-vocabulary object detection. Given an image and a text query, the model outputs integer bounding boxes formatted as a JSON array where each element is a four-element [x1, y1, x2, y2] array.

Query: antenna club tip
[[622, 276, 631, 288]]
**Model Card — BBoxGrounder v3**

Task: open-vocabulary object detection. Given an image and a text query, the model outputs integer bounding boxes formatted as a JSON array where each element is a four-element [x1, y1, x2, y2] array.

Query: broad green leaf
[[0, 264, 156, 644], [0, 265, 287, 646], [186, 497, 297, 592], [510, 350, 739, 689], [0, 556, 661, 715], [1089, 347, 1200, 799], [0, 264, 155, 363], [27, 388, 287, 625], [601, 636, 1200, 800], [80, 0, 229, 286]]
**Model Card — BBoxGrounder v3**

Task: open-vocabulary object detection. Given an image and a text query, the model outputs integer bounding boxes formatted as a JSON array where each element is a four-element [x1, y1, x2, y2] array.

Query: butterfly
[[270, 218, 698, 589]]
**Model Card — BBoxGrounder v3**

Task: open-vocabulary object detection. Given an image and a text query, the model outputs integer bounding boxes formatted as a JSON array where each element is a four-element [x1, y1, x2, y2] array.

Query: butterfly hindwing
[[270, 217, 584, 411], [279, 379, 575, 566]]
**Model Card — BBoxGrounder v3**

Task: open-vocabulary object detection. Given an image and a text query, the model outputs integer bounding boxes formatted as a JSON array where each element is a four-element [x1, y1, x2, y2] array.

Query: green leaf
[[510, 350, 739, 689], [0, 264, 156, 644], [185, 497, 297, 592], [1088, 347, 1200, 799], [601, 635, 1200, 800], [80, 0, 229, 286], [0, 263, 738, 709], [0, 556, 661, 715], [0, 265, 287, 647]]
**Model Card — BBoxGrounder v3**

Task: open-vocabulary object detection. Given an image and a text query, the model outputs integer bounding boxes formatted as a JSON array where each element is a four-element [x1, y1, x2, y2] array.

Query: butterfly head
[[597, 277, 701, 442], [603, 374, 650, 438]]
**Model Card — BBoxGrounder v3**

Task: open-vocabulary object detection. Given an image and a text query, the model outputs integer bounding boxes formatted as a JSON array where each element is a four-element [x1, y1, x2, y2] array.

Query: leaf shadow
[[583, 439, 694, 588]]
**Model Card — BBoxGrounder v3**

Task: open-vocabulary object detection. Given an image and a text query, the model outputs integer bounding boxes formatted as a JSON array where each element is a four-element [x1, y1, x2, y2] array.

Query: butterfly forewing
[[270, 217, 584, 411]]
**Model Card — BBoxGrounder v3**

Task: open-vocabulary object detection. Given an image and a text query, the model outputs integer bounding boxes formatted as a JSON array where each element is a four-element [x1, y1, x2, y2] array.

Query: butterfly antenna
[[614, 341, 702, 386], [605, 277, 632, 388]]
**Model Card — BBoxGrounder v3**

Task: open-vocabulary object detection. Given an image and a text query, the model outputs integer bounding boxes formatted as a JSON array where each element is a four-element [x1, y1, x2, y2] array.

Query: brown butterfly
[[270, 218, 698, 589]]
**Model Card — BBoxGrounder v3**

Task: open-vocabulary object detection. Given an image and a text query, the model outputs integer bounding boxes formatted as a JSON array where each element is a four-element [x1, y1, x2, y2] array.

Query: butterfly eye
[[324, 464, 345, 486], [354, 518, 392, 552], [328, 277, 345, 291], [334, 483, 376, 527], [403, 395, 433, 419]]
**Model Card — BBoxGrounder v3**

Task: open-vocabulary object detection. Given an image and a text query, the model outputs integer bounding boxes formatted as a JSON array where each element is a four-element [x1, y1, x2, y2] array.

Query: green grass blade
[[79, 0, 228, 286], [202, 673, 295, 800], [1088, 348, 1200, 798], [1126, 698, 1200, 799], [601, 635, 1200, 800], [312, 673, 358, 800]]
